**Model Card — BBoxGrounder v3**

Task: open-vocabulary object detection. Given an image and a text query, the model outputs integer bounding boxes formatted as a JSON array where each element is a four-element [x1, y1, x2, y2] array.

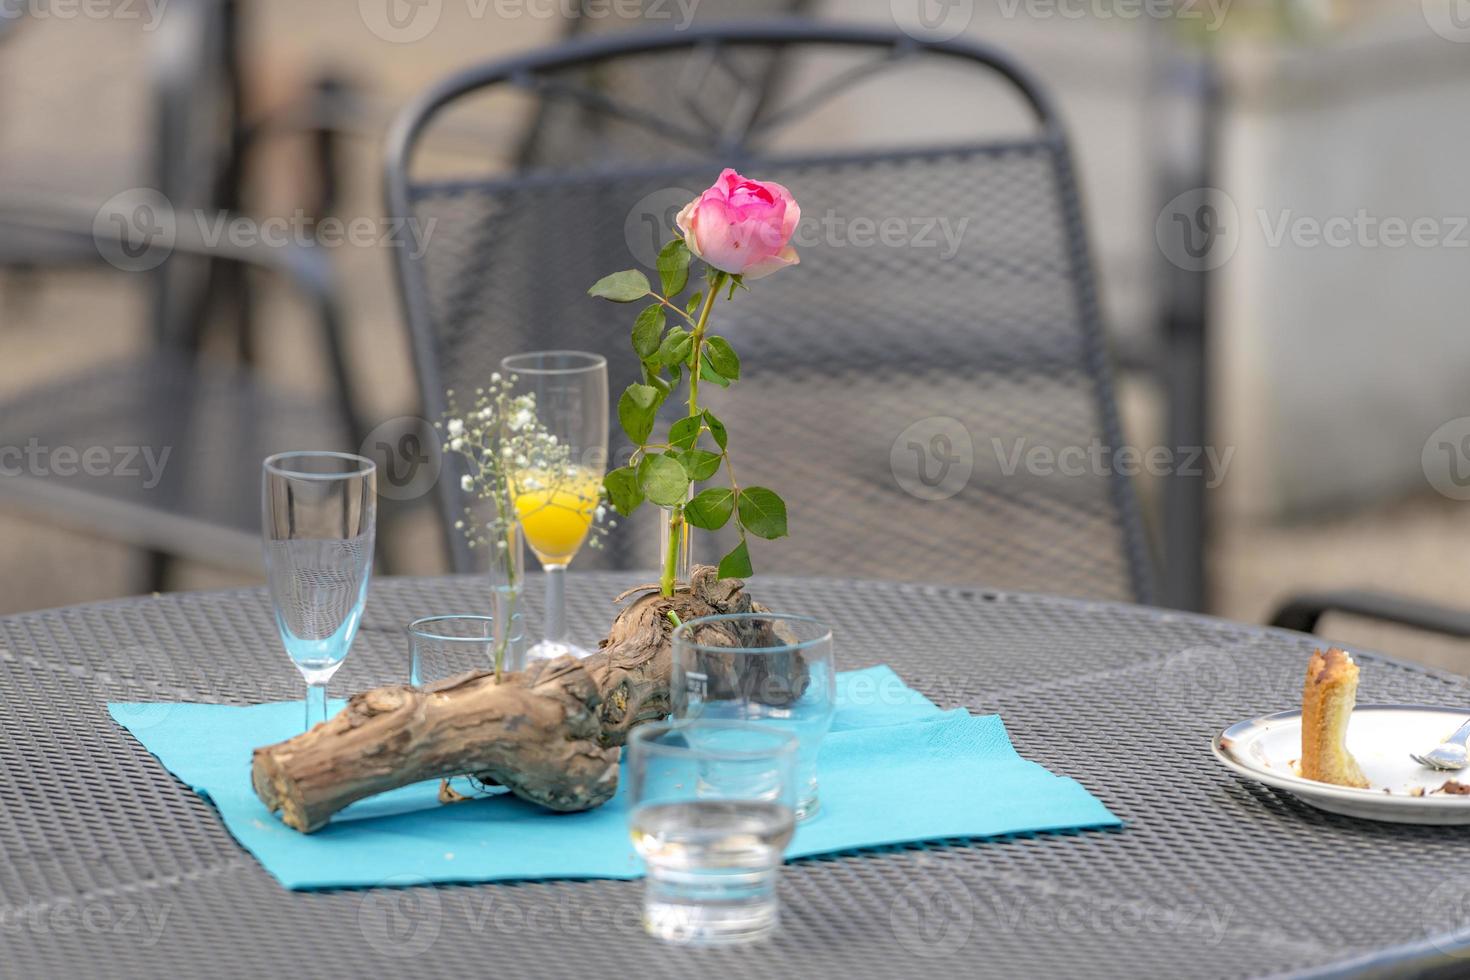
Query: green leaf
[[632, 306, 665, 359], [685, 487, 734, 530], [603, 466, 643, 516], [685, 292, 703, 315], [717, 539, 753, 579], [657, 239, 691, 296], [699, 355, 730, 388], [702, 410, 727, 450], [644, 365, 670, 396], [704, 336, 739, 380], [617, 383, 660, 445], [678, 449, 722, 482], [638, 453, 690, 508], [656, 327, 692, 368], [589, 269, 650, 303], [668, 415, 703, 451], [736, 486, 787, 540]]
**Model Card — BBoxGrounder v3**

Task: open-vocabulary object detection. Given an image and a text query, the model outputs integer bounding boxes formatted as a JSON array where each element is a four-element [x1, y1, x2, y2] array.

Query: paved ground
[[2, 2, 1467, 680]]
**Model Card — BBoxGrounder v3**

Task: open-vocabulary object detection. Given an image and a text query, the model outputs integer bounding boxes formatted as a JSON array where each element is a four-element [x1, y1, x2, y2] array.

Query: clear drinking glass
[[408, 613, 527, 685], [499, 350, 608, 661], [671, 614, 835, 821], [628, 721, 799, 946], [262, 451, 376, 732]]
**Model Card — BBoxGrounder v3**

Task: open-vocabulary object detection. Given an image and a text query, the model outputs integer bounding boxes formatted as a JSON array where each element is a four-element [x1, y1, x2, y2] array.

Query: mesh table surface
[[4, 573, 1470, 979]]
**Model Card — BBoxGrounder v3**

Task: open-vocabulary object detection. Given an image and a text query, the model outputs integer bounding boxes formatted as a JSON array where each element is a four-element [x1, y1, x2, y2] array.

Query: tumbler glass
[[671, 614, 835, 821], [628, 721, 798, 946]]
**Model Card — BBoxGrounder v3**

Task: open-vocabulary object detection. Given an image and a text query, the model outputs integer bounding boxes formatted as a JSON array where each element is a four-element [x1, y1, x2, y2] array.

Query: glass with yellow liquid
[[513, 466, 603, 566], [501, 351, 608, 660]]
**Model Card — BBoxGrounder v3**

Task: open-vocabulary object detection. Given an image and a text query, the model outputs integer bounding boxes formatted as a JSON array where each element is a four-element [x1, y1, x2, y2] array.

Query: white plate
[[1212, 704, 1470, 824]]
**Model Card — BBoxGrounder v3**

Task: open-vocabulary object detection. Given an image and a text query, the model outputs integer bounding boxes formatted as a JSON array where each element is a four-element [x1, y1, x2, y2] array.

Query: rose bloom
[[675, 169, 800, 280]]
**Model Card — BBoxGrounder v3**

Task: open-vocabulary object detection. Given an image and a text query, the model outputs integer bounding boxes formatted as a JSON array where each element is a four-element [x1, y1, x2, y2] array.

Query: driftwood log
[[252, 565, 771, 832]]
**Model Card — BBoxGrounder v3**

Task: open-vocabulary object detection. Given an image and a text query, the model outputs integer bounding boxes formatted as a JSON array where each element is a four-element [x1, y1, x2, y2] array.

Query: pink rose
[[675, 169, 800, 280]]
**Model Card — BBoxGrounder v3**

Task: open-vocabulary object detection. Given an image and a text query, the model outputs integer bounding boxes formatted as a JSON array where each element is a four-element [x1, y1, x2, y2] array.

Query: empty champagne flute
[[628, 721, 799, 946], [499, 351, 608, 660], [671, 614, 835, 821], [262, 452, 376, 732]]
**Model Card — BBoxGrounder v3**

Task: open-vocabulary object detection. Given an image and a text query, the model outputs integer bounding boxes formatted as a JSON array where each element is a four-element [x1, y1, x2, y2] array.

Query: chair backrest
[[386, 21, 1155, 603], [515, 0, 812, 170]]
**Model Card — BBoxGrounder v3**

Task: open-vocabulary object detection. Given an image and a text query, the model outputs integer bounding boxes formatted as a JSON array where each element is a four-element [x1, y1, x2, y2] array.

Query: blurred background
[[3, 0, 1469, 671]]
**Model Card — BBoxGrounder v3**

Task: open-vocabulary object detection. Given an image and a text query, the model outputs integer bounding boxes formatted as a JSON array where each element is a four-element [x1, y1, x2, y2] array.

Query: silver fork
[[1410, 719, 1470, 771]]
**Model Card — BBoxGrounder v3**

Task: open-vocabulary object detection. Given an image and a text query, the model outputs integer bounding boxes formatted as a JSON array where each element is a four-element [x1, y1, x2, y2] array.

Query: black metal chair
[[0, 202, 362, 583], [386, 21, 1156, 604], [516, 0, 813, 170]]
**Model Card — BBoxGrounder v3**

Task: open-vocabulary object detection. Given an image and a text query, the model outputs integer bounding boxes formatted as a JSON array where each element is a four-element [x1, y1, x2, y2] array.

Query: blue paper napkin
[[109, 666, 1119, 890]]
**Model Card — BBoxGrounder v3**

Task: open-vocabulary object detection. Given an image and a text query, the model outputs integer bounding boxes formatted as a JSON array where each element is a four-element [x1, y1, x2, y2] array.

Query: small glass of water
[[671, 614, 835, 821], [627, 721, 799, 946], [408, 614, 527, 686]]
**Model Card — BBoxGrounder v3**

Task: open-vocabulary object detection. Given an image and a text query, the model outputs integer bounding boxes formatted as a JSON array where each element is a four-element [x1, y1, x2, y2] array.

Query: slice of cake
[[1300, 648, 1369, 789]]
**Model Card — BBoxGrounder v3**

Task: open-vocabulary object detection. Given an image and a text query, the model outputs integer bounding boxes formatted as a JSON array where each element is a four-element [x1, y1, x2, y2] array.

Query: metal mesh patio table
[[4, 573, 1470, 978]]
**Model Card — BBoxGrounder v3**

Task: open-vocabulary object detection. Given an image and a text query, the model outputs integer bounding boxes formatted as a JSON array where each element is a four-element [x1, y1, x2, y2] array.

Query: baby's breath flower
[[442, 378, 615, 575]]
